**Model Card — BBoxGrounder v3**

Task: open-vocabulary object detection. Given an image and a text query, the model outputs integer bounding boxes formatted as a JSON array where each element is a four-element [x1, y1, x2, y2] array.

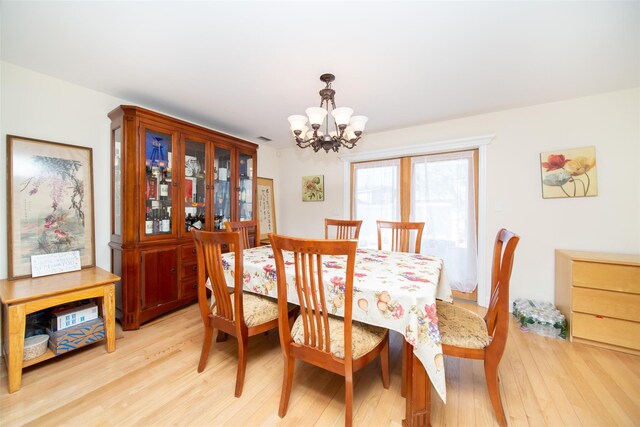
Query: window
[[352, 159, 400, 248], [351, 150, 478, 295], [411, 151, 477, 292]]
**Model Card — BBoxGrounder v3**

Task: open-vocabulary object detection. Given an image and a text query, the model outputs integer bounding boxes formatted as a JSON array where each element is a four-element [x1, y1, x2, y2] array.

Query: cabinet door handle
[[191, 248, 197, 254], [192, 283, 198, 289], [170, 268, 177, 274], [191, 265, 198, 271]]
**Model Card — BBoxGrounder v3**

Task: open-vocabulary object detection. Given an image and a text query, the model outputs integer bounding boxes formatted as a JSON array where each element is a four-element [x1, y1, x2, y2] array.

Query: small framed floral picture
[[540, 146, 597, 199], [302, 175, 324, 202]]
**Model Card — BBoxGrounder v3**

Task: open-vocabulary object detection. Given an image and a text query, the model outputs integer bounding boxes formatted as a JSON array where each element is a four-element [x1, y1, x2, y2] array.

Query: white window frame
[[339, 134, 494, 307]]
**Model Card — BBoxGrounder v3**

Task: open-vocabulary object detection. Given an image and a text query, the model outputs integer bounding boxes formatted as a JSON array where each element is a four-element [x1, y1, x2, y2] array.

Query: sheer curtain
[[411, 151, 478, 292], [353, 159, 400, 248]]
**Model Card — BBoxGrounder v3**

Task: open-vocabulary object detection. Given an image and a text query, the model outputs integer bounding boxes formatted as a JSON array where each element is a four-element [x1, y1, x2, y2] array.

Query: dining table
[[219, 245, 453, 427]]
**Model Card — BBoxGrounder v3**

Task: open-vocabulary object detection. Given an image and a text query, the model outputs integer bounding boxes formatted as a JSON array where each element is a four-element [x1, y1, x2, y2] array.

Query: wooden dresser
[[555, 250, 640, 355]]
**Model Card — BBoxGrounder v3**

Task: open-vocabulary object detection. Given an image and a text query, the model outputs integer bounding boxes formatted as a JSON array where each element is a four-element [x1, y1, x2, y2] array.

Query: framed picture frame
[[257, 177, 276, 242], [540, 146, 598, 199], [302, 175, 324, 202], [7, 135, 95, 279]]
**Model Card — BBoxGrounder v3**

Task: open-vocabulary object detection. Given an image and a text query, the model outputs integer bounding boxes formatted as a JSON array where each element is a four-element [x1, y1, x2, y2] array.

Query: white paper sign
[[31, 251, 81, 278]]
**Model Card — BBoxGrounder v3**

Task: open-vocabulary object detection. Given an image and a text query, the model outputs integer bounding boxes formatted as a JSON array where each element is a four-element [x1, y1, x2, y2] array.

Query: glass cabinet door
[[112, 127, 122, 236], [214, 147, 232, 230], [184, 139, 207, 233], [142, 126, 175, 239], [238, 152, 254, 222]]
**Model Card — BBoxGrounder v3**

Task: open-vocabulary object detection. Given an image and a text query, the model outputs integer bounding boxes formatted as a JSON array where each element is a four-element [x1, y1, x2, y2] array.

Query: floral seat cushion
[[212, 293, 283, 327], [291, 314, 387, 359], [436, 301, 490, 349]]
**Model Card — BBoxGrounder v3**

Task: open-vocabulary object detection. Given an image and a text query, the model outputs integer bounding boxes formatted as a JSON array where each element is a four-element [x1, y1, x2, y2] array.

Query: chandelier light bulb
[[349, 115, 368, 133], [331, 107, 353, 127], [288, 115, 308, 133], [305, 107, 327, 127]]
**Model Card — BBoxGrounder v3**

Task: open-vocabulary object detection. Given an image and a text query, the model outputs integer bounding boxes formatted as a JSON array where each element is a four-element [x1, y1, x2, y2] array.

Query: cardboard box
[[47, 317, 105, 355], [51, 302, 98, 331]]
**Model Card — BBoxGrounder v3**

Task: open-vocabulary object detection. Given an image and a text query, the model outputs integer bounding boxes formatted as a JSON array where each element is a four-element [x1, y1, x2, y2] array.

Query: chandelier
[[288, 73, 368, 153]]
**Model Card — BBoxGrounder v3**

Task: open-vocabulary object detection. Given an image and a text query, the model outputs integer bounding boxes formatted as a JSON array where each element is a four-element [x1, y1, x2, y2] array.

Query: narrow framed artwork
[[7, 135, 95, 279], [257, 177, 276, 241], [540, 146, 598, 199], [302, 175, 324, 202]]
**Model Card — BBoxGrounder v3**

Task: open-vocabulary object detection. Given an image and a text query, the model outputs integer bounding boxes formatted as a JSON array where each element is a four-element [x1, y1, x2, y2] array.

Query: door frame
[[339, 134, 494, 307]]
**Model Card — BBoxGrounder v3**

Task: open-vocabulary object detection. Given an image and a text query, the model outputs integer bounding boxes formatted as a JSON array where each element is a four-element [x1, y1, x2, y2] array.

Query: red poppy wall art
[[540, 146, 598, 199]]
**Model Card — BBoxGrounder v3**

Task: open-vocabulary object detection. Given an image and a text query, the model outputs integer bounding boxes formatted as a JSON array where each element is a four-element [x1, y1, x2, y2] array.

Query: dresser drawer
[[573, 261, 640, 294], [182, 245, 197, 260], [572, 288, 640, 322], [181, 279, 199, 299], [572, 312, 640, 351], [181, 260, 198, 279]]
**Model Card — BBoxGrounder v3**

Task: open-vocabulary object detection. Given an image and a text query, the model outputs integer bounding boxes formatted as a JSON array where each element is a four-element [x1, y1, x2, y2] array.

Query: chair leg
[[278, 353, 295, 418], [485, 359, 507, 427], [198, 325, 214, 373], [380, 335, 390, 389], [345, 369, 354, 427], [216, 330, 228, 342], [235, 333, 248, 397]]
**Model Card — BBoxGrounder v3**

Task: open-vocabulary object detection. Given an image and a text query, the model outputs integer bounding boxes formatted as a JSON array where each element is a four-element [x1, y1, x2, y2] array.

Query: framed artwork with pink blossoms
[[7, 135, 95, 279], [540, 146, 598, 199]]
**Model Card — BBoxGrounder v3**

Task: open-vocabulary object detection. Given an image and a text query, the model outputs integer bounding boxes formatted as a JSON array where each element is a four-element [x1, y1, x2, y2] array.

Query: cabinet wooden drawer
[[181, 261, 198, 279], [573, 262, 640, 294], [572, 287, 640, 322], [181, 279, 199, 299], [182, 245, 197, 260], [572, 312, 640, 351]]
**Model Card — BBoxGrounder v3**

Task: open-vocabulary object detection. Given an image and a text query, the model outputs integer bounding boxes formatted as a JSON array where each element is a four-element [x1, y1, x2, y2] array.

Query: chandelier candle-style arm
[[288, 73, 367, 153]]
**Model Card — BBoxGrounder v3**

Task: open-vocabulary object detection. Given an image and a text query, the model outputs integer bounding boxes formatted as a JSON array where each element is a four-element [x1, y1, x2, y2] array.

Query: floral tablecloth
[[220, 246, 453, 401]]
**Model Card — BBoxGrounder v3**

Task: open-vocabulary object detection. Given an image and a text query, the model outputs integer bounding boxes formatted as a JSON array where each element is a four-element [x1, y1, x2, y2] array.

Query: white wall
[[0, 62, 279, 280], [278, 88, 640, 305]]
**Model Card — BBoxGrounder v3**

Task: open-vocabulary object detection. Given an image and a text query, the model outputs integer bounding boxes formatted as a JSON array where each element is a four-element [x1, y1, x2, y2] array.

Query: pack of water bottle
[[512, 298, 567, 339]]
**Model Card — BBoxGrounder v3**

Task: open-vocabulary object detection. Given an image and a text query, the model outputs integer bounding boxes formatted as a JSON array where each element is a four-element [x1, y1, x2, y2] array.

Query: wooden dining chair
[[376, 220, 425, 253], [324, 218, 363, 240], [224, 220, 258, 249], [192, 229, 297, 397], [436, 228, 519, 427], [269, 234, 390, 427]]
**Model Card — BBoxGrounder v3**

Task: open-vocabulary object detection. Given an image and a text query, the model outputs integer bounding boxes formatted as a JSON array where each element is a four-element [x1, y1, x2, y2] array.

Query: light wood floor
[[2, 302, 639, 426]]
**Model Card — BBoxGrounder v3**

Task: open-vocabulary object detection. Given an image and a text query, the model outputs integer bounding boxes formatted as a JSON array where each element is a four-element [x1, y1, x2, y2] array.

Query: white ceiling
[[2, 1, 639, 149]]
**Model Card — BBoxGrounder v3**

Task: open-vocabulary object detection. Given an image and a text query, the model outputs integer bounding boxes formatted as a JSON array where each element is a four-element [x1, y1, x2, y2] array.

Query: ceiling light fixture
[[288, 73, 368, 153]]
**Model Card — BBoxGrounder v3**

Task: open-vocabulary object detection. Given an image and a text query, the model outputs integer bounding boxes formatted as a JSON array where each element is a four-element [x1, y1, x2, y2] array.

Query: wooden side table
[[0, 266, 120, 393]]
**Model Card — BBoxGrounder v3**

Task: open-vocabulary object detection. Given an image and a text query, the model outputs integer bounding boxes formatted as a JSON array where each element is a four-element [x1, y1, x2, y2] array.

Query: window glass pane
[[353, 159, 400, 248], [411, 151, 477, 292]]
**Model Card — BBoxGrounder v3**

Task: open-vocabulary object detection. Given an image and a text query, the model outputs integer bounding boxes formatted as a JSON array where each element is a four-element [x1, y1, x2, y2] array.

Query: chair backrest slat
[[376, 220, 425, 254], [325, 218, 363, 240], [270, 235, 357, 358], [224, 220, 257, 249], [192, 229, 244, 324], [484, 228, 519, 355]]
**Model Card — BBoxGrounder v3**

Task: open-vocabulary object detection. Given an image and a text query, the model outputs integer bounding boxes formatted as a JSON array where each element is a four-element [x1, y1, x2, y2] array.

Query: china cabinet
[[109, 105, 258, 330]]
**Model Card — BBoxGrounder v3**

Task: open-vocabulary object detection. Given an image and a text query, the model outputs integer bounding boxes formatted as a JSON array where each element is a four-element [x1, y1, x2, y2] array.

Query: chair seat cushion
[[290, 314, 387, 359], [436, 301, 490, 349], [212, 293, 282, 327]]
